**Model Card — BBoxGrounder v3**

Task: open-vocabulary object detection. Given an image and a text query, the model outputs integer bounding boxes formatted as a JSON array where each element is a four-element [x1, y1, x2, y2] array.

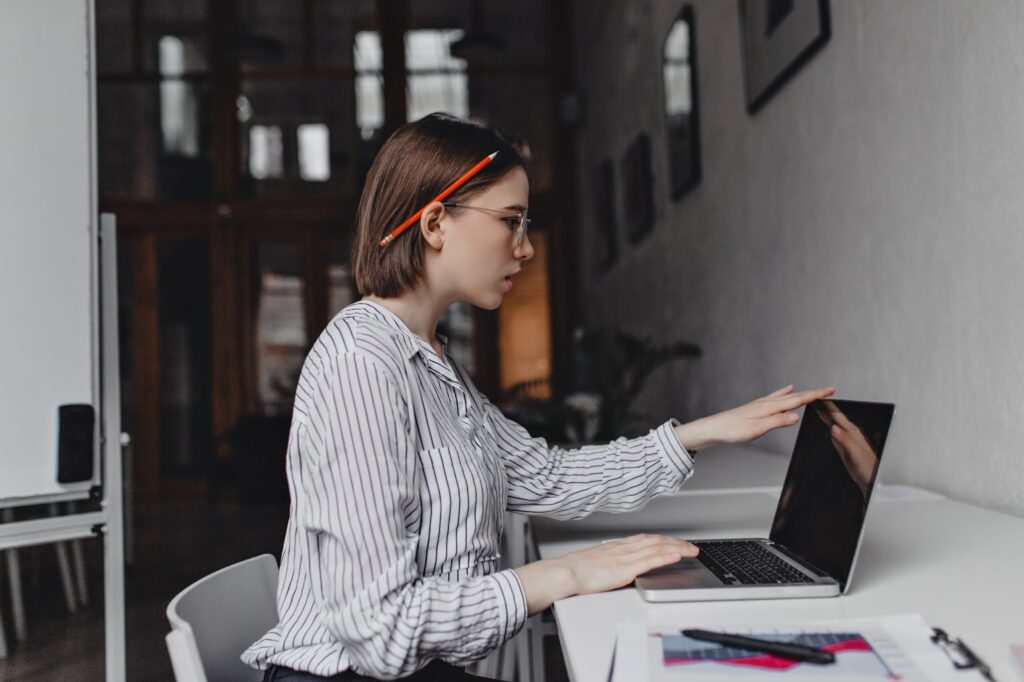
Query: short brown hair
[[351, 113, 528, 297]]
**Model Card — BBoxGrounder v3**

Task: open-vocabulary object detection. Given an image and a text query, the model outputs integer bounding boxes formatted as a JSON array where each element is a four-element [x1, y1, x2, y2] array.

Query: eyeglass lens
[[515, 211, 529, 246]]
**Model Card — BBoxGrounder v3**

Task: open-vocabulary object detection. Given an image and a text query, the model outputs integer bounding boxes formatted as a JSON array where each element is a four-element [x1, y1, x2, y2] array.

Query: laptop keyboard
[[694, 541, 815, 585]]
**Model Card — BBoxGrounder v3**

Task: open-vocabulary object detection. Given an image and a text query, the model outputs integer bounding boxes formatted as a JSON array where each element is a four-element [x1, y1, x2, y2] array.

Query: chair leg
[[2, 509, 27, 642], [66, 503, 89, 608], [69, 539, 89, 608], [55, 542, 78, 615], [48, 505, 78, 614], [5, 547, 26, 642]]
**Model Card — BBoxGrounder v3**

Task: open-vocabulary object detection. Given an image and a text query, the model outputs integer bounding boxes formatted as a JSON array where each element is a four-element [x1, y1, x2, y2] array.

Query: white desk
[[530, 447, 1024, 682]]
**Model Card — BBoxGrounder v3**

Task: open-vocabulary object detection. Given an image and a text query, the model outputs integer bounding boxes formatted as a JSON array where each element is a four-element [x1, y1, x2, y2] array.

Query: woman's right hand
[[557, 533, 699, 595], [515, 533, 698, 615]]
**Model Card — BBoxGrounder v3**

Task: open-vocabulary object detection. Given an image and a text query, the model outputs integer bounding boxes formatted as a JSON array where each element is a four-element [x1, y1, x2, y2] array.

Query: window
[[248, 125, 284, 179], [297, 123, 331, 181], [158, 36, 201, 157], [353, 29, 469, 140], [354, 31, 385, 140], [405, 29, 469, 122]]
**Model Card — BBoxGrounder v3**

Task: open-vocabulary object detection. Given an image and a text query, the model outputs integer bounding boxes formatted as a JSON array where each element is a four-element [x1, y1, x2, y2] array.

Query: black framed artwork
[[594, 159, 618, 270], [622, 133, 655, 244], [739, 0, 831, 113], [661, 5, 701, 201]]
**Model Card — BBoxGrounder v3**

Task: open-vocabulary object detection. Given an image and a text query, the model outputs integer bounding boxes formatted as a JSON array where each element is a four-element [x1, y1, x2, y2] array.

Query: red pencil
[[379, 151, 499, 248]]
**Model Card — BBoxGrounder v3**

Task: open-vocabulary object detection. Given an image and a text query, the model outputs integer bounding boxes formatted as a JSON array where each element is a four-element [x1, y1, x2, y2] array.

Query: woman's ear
[[419, 202, 446, 251]]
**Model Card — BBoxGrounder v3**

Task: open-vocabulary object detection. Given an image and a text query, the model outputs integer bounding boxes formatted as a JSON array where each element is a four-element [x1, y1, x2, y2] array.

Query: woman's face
[[436, 166, 533, 310]]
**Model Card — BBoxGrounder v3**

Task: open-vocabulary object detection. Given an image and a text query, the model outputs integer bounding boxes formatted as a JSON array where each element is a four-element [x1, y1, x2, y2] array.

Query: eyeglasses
[[442, 203, 531, 247]]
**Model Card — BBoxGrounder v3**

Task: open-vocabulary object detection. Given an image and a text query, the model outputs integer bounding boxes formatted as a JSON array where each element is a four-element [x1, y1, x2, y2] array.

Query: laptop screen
[[769, 399, 895, 591]]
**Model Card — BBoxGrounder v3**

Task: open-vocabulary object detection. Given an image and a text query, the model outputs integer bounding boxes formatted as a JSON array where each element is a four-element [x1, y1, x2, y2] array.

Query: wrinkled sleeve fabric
[[298, 352, 527, 679], [480, 397, 695, 520]]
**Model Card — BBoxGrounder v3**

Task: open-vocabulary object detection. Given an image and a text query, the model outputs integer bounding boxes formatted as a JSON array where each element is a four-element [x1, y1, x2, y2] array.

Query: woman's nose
[[514, 233, 535, 261]]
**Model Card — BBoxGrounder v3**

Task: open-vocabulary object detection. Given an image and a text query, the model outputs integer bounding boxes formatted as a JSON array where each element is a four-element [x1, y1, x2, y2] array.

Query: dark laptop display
[[769, 399, 895, 591]]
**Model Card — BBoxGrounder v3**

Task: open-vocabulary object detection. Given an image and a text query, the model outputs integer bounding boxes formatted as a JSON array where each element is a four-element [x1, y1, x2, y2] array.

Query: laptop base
[[634, 537, 840, 602]]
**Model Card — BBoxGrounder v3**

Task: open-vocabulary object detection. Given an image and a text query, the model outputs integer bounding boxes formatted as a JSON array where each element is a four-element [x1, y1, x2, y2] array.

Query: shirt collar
[[345, 300, 460, 386]]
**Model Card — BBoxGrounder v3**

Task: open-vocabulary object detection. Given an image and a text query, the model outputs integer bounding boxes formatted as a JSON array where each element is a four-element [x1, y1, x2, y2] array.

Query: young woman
[[243, 113, 835, 681]]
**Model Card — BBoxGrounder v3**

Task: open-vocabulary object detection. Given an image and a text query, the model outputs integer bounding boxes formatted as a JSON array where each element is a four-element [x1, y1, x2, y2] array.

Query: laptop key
[[694, 552, 737, 584]]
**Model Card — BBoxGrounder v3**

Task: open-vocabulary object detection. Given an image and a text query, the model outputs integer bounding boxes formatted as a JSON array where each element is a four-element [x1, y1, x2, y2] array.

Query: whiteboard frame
[[0, 0, 126, 674]]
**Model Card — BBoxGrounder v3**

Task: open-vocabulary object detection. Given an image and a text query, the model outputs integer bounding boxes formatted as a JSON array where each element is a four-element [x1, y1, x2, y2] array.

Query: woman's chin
[[468, 292, 504, 310]]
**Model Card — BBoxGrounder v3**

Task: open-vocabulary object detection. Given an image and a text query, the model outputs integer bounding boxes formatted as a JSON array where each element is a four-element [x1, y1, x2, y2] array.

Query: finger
[[766, 413, 801, 431], [634, 550, 688, 576], [785, 386, 836, 401], [619, 536, 696, 557], [776, 391, 833, 412], [766, 384, 794, 398], [611, 534, 679, 555]]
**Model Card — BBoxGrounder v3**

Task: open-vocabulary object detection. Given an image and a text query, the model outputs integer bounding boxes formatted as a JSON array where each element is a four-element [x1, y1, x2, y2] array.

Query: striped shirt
[[241, 300, 695, 679]]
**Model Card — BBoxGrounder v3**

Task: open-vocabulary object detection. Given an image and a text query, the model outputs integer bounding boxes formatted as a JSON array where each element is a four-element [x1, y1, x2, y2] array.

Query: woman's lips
[[503, 276, 513, 292]]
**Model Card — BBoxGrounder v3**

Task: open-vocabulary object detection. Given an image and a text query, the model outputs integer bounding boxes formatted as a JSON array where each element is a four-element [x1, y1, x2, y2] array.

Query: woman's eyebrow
[[504, 203, 527, 211]]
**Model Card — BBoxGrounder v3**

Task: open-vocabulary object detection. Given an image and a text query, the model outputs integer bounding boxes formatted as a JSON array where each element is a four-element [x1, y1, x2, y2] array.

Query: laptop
[[635, 399, 895, 602]]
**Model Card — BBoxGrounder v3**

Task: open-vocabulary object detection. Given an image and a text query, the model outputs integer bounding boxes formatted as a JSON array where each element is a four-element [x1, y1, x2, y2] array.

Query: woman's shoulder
[[301, 301, 412, 386]]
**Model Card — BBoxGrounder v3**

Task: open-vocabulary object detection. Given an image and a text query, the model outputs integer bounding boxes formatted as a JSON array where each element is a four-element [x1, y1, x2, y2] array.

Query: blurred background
[[4, 0, 1024, 679]]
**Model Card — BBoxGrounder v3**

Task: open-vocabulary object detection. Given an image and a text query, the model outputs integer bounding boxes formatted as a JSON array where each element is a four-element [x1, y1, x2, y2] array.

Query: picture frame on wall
[[622, 133, 655, 244], [594, 159, 618, 270], [662, 4, 701, 201], [739, 0, 831, 113]]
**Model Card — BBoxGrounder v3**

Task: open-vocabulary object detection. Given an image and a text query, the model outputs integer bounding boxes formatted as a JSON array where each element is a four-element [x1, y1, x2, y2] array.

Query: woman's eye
[[503, 218, 519, 230]]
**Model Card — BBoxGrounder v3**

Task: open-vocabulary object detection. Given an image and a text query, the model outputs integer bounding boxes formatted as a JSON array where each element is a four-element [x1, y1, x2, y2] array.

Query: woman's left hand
[[674, 385, 836, 452]]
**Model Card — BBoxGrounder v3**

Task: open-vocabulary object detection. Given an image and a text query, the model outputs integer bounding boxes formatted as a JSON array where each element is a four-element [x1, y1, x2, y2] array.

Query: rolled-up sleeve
[[299, 353, 528, 679], [481, 398, 695, 520]]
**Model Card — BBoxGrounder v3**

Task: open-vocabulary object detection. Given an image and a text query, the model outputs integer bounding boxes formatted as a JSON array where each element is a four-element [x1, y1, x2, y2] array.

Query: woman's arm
[[482, 402, 696, 520], [484, 385, 835, 522]]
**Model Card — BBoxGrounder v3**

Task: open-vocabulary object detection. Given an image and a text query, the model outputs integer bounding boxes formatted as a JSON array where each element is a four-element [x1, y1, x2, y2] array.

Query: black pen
[[681, 629, 836, 665]]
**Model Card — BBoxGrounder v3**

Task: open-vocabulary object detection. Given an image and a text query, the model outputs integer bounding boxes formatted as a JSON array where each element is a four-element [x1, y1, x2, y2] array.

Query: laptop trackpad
[[635, 557, 723, 589]]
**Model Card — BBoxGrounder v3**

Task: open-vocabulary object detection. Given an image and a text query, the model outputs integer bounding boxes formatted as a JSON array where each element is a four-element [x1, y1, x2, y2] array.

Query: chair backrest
[[166, 554, 279, 682]]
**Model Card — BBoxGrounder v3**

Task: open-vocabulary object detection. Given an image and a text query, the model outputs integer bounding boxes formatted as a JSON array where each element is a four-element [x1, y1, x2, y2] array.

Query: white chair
[[166, 554, 279, 682], [471, 512, 554, 682]]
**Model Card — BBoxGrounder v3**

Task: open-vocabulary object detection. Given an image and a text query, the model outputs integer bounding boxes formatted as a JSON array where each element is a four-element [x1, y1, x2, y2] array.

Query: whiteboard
[[0, 0, 97, 504]]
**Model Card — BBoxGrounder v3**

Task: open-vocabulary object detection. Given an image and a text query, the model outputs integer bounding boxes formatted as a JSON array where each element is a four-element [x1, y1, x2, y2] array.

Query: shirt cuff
[[487, 569, 529, 643], [654, 418, 696, 484]]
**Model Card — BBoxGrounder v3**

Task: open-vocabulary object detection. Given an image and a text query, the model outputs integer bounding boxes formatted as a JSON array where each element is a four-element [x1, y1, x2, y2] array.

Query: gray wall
[[572, 0, 1024, 516]]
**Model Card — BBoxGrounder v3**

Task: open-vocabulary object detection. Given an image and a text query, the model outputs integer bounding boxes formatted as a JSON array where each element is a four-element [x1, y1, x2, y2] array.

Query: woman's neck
[[362, 291, 450, 353]]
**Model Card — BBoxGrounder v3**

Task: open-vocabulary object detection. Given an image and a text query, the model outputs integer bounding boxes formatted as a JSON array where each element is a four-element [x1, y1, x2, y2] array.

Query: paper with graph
[[611, 614, 985, 681]]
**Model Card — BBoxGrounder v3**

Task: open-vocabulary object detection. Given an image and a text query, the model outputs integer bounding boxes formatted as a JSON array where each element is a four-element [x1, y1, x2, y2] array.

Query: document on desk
[[611, 614, 985, 681]]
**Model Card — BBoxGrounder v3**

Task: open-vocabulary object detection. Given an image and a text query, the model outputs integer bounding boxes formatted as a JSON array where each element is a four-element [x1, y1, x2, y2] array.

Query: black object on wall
[[622, 133, 655, 244], [739, 0, 831, 113]]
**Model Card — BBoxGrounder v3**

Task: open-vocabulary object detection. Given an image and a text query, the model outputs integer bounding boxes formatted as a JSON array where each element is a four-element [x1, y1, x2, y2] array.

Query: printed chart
[[660, 631, 898, 677]]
